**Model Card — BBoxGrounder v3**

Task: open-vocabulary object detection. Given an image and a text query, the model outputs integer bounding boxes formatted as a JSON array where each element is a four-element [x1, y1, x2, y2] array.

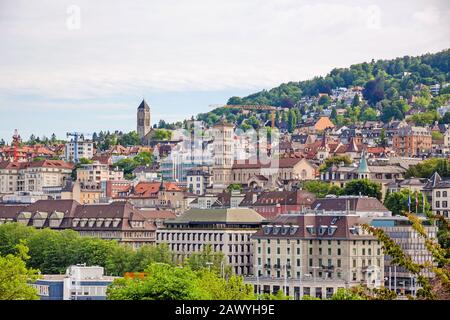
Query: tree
[[376, 128, 388, 147], [107, 263, 255, 300], [302, 181, 343, 198], [405, 159, 450, 178], [383, 189, 429, 216], [107, 263, 207, 300], [227, 183, 243, 193], [0, 139, 5, 147], [351, 94, 360, 107], [363, 78, 385, 105], [343, 179, 382, 199], [360, 107, 378, 121], [330, 288, 364, 300], [0, 242, 40, 300], [118, 131, 140, 146], [318, 95, 331, 106], [152, 129, 172, 141], [320, 155, 352, 172], [185, 245, 226, 275], [287, 109, 297, 133]]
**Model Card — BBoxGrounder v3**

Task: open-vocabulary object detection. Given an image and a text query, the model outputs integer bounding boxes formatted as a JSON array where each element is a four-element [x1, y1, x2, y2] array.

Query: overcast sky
[[0, 0, 449, 142]]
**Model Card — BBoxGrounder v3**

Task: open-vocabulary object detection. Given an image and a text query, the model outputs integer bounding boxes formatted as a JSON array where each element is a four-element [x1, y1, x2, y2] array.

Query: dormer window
[[306, 225, 316, 235], [273, 225, 281, 235], [72, 218, 80, 227], [318, 225, 328, 236], [289, 225, 299, 235], [113, 218, 121, 227], [263, 225, 273, 235], [328, 226, 338, 236], [104, 218, 112, 227], [281, 225, 290, 235], [80, 218, 88, 227], [96, 218, 104, 227], [88, 218, 96, 227]]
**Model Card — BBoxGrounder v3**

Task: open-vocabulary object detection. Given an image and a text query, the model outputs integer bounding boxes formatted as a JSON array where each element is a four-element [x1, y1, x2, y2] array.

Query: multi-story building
[[156, 208, 265, 275], [0, 200, 167, 248], [186, 169, 212, 195], [370, 216, 437, 296], [247, 212, 384, 299], [31, 265, 116, 300], [0, 160, 73, 196], [393, 126, 432, 157], [422, 172, 450, 218], [65, 139, 94, 162], [76, 161, 123, 183]]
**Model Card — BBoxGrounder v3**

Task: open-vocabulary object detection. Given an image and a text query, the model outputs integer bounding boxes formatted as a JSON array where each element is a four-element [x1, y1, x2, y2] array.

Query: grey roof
[[166, 208, 265, 224]]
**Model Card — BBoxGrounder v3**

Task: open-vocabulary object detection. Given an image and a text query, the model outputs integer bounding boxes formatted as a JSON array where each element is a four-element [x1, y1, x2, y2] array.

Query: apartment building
[[186, 169, 212, 195], [247, 213, 384, 299], [156, 208, 265, 275], [0, 160, 73, 196], [393, 126, 432, 157], [65, 139, 94, 162], [371, 216, 437, 296], [76, 161, 123, 183]]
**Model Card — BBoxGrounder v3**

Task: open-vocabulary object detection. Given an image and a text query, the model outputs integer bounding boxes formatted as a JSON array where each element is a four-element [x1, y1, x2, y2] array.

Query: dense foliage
[[405, 158, 450, 178], [107, 263, 256, 300], [227, 49, 450, 107], [0, 223, 173, 276], [0, 242, 40, 300]]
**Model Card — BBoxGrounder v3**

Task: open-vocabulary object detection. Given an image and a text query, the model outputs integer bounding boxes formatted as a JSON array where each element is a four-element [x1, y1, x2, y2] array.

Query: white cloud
[[0, 0, 448, 102], [413, 6, 440, 25]]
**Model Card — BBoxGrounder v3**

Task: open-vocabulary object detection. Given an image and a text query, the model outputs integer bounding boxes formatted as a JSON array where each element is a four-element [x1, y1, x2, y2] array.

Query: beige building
[[76, 161, 123, 183], [156, 208, 265, 275], [393, 126, 432, 157], [211, 120, 234, 193], [232, 157, 317, 190], [0, 160, 73, 196], [247, 213, 384, 299]]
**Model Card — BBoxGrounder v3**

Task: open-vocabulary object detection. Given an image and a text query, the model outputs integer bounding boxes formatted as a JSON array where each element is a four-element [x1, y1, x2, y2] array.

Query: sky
[[0, 0, 449, 142]]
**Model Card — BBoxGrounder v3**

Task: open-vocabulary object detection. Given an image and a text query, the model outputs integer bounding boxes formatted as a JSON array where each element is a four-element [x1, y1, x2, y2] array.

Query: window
[[337, 248, 341, 256], [327, 248, 331, 255], [436, 191, 441, 197], [309, 259, 313, 267], [309, 248, 313, 255], [353, 259, 356, 268], [444, 191, 448, 197], [436, 201, 440, 208], [337, 259, 341, 267]]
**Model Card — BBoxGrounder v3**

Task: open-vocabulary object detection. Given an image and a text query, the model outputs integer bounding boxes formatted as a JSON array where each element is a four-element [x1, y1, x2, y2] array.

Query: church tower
[[212, 118, 234, 193], [137, 99, 151, 140]]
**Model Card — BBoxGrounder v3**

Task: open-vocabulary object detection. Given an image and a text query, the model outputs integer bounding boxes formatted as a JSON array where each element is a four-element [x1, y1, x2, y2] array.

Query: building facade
[[156, 208, 265, 275], [393, 126, 432, 157], [137, 99, 151, 140], [247, 213, 384, 299], [0, 160, 73, 196]]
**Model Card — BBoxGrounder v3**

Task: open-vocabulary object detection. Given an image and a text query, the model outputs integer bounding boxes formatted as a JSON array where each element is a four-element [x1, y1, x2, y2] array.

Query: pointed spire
[[138, 99, 150, 110], [356, 150, 370, 173]]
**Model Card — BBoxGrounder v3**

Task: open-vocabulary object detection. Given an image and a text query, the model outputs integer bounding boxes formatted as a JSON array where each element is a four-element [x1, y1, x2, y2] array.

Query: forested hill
[[226, 49, 450, 107]]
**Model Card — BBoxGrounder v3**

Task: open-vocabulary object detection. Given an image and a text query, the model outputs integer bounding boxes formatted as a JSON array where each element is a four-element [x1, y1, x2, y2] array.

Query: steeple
[[138, 99, 150, 110], [356, 150, 370, 177], [137, 99, 151, 141]]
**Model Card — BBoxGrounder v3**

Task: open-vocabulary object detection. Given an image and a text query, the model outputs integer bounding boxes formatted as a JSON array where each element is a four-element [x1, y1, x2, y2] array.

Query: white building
[[65, 139, 94, 162]]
